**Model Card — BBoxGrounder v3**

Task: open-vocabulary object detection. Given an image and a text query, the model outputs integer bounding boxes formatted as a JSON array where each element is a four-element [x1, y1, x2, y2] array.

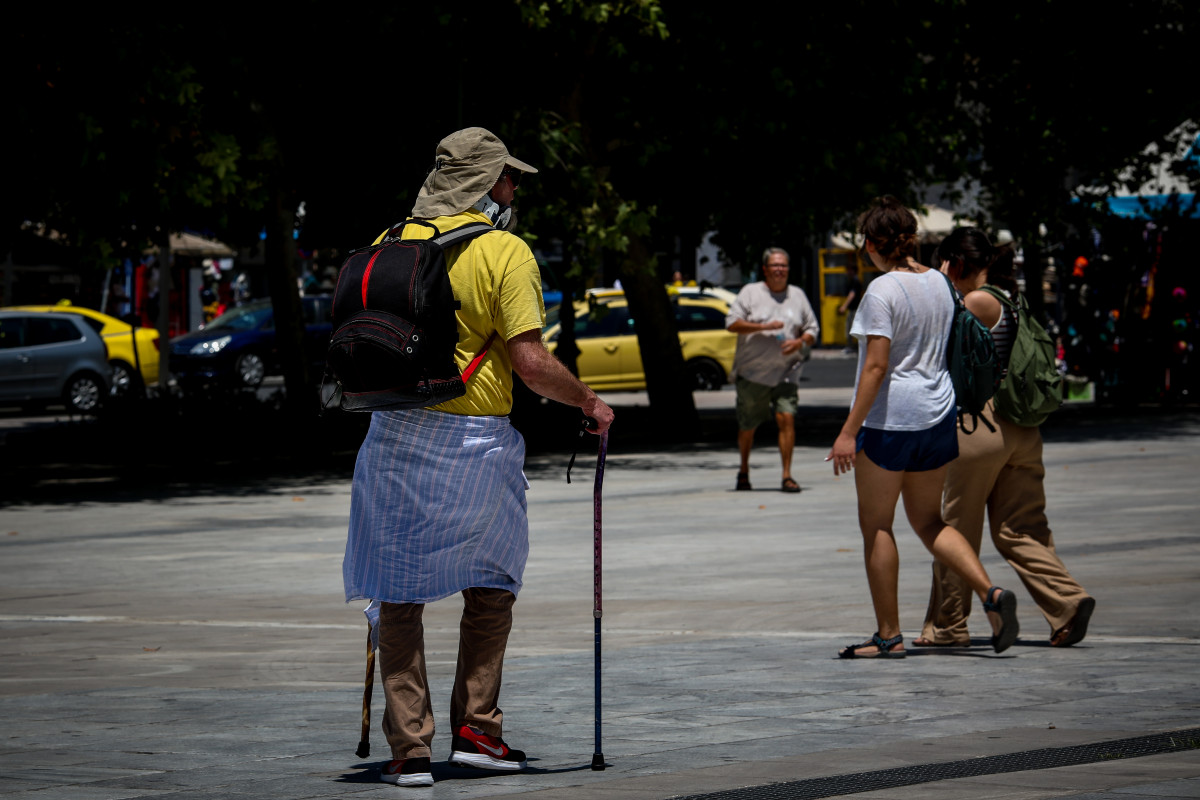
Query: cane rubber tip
[[591, 753, 606, 770], [355, 742, 370, 758]]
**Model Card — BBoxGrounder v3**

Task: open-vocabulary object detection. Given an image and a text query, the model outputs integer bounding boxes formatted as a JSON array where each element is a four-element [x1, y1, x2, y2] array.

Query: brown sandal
[[781, 477, 801, 493], [1051, 597, 1095, 647], [912, 636, 970, 648]]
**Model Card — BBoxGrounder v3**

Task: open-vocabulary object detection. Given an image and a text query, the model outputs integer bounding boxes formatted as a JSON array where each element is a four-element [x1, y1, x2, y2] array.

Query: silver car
[[0, 310, 112, 414]]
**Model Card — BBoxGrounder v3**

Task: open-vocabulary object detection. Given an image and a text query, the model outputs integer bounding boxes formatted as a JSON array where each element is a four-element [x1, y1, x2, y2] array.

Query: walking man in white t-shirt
[[726, 247, 819, 493]]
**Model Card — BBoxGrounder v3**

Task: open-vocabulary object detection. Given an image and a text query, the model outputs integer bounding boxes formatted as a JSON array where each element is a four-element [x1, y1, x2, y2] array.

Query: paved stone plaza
[[1, 389, 1198, 799]]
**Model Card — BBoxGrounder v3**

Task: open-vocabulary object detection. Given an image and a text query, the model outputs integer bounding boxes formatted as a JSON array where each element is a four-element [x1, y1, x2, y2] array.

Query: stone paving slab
[[0, 402, 1197, 799]]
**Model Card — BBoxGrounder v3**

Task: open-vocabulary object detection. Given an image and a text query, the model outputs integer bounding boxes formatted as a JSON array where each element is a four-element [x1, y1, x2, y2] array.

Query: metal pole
[[591, 430, 608, 771]]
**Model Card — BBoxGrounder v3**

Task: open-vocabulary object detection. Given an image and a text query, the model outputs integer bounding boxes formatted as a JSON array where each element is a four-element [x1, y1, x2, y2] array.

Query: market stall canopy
[[1074, 119, 1199, 220], [143, 232, 237, 257], [830, 204, 975, 249]]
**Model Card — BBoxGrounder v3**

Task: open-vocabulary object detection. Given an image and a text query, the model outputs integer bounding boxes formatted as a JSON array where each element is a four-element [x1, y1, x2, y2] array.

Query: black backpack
[[321, 220, 495, 412], [939, 271, 1001, 431]]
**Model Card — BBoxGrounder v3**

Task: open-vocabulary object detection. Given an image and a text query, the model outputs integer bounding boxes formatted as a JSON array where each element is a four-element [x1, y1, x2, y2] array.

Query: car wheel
[[65, 371, 105, 414], [109, 360, 144, 399], [235, 352, 265, 387], [687, 358, 726, 391]]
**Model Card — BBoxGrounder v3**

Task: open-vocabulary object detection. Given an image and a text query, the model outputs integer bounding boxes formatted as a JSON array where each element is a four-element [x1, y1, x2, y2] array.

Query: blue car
[[168, 296, 333, 390]]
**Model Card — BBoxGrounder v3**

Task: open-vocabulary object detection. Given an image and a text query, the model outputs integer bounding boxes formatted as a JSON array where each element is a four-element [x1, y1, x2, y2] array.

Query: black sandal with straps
[[983, 585, 1020, 653], [839, 632, 906, 659]]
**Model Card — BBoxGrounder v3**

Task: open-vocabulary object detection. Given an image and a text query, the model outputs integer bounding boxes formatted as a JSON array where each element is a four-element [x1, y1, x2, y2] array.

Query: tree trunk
[[618, 236, 699, 433], [264, 189, 309, 414], [554, 242, 582, 376]]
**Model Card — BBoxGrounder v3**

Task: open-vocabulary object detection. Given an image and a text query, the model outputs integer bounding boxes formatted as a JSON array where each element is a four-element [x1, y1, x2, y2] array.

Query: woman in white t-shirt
[[826, 197, 1019, 658]]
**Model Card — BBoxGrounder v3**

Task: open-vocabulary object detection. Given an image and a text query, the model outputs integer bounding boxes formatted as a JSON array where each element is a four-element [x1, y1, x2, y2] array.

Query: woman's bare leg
[[848, 453, 906, 653], [900, 466, 1006, 636]]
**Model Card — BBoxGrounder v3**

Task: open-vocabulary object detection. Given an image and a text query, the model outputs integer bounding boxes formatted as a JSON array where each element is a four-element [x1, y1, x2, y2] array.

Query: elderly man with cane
[[342, 127, 614, 787]]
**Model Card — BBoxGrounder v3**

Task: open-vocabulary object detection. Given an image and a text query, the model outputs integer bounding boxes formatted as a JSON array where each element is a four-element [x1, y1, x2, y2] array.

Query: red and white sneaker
[[380, 757, 433, 786], [449, 725, 527, 771]]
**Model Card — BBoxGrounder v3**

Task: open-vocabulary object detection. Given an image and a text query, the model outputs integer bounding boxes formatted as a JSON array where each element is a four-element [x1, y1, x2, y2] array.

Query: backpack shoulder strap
[[372, 219, 493, 248], [938, 271, 964, 350], [382, 219, 440, 243], [980, 284, 1018, 310], [431, 222, 496, 249]]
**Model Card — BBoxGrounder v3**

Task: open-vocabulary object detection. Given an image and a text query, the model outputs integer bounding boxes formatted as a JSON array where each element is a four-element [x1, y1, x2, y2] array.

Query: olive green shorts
[[735, 377, 799, 431]]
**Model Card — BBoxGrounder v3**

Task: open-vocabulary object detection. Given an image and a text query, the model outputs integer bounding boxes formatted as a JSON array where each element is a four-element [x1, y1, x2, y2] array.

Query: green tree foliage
[[8, 7, 494, 408], [8, 16, 282, 390], [8, 0, 1199, 420], [651, 2, 971, 263], [508, 1, 700, 430], [6, 21, 261, 265], [931, 0, 1200, 315]]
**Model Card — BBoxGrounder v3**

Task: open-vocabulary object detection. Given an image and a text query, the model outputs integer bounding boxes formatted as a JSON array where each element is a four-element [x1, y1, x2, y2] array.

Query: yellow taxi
[[2, 302, 160, 397], [543, 286, 738, 391]]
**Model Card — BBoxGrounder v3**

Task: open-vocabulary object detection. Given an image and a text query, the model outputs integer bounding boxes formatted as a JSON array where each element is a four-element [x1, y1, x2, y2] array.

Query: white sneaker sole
[[380, 771, 434, 786], [450, 751, 526, 771]]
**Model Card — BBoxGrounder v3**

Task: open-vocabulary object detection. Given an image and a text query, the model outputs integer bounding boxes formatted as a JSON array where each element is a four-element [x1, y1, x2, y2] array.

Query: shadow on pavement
[[2, 384, 1196, 507]]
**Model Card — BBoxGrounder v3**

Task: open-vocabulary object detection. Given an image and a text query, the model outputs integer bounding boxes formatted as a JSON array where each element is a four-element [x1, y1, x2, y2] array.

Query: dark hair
[[933, 227, 1018, 295], [858, 196, 919, 264]]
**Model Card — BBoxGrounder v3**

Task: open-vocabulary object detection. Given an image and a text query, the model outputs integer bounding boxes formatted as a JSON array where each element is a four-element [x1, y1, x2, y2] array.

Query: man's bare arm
[[727, 318, 783, 334], [508, 329, 614, 433]]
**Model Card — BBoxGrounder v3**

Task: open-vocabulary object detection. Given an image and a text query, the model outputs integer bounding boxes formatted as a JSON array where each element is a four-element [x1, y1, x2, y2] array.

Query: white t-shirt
[[726, 282, 820, 386], [849, 269, 955, 431]]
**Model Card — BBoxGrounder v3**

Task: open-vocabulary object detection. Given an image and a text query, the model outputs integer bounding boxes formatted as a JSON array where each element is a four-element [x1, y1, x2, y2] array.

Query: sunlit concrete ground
[[1, 384, 1197, 799]]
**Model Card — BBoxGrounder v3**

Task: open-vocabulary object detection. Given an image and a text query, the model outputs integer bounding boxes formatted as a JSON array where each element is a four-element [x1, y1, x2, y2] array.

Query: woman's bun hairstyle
[[858, 196, 919, 263]]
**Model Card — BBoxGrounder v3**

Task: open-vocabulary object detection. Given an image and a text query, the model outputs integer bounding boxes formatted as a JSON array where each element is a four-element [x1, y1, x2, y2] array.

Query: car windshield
[[204, 301, 273, 331]]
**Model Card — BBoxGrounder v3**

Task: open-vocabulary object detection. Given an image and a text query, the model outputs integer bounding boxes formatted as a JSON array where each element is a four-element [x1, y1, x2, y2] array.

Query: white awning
[[143, 232, 236, 258]]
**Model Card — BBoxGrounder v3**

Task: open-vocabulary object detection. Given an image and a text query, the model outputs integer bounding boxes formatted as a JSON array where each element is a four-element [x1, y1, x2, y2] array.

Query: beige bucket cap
[[412, 127, 538, 218]]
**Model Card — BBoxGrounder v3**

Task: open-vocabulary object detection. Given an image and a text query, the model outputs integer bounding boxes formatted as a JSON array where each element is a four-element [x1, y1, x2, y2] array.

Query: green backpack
[[981, 285, 1063, 427], [939, 271, 1000, 429]]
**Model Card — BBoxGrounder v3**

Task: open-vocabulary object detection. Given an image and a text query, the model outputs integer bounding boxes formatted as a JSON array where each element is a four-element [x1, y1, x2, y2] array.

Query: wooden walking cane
[[356, 625, 374, 758], [591, 428, 609, 770]]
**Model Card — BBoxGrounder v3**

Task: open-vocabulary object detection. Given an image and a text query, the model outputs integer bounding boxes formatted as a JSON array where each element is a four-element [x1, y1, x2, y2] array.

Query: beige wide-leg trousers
[[921, 401, 1091, 644]]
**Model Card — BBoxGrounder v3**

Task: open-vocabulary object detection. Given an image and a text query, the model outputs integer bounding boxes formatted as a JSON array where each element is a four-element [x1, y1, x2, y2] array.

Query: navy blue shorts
[[856, 409, 959, 472]]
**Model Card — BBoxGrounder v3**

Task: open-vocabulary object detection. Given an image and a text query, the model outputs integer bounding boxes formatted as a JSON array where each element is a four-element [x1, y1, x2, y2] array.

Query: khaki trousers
[[378, 587, 515, 760], [921, 402, 1091, 644]]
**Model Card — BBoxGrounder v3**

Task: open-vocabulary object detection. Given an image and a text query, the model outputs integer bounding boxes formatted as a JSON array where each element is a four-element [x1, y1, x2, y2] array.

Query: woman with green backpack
[[916, 227, 1095, 649]]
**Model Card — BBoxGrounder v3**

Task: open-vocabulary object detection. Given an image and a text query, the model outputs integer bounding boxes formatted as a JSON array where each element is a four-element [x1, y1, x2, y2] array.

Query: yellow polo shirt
[[374, 210, 545, 416]]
